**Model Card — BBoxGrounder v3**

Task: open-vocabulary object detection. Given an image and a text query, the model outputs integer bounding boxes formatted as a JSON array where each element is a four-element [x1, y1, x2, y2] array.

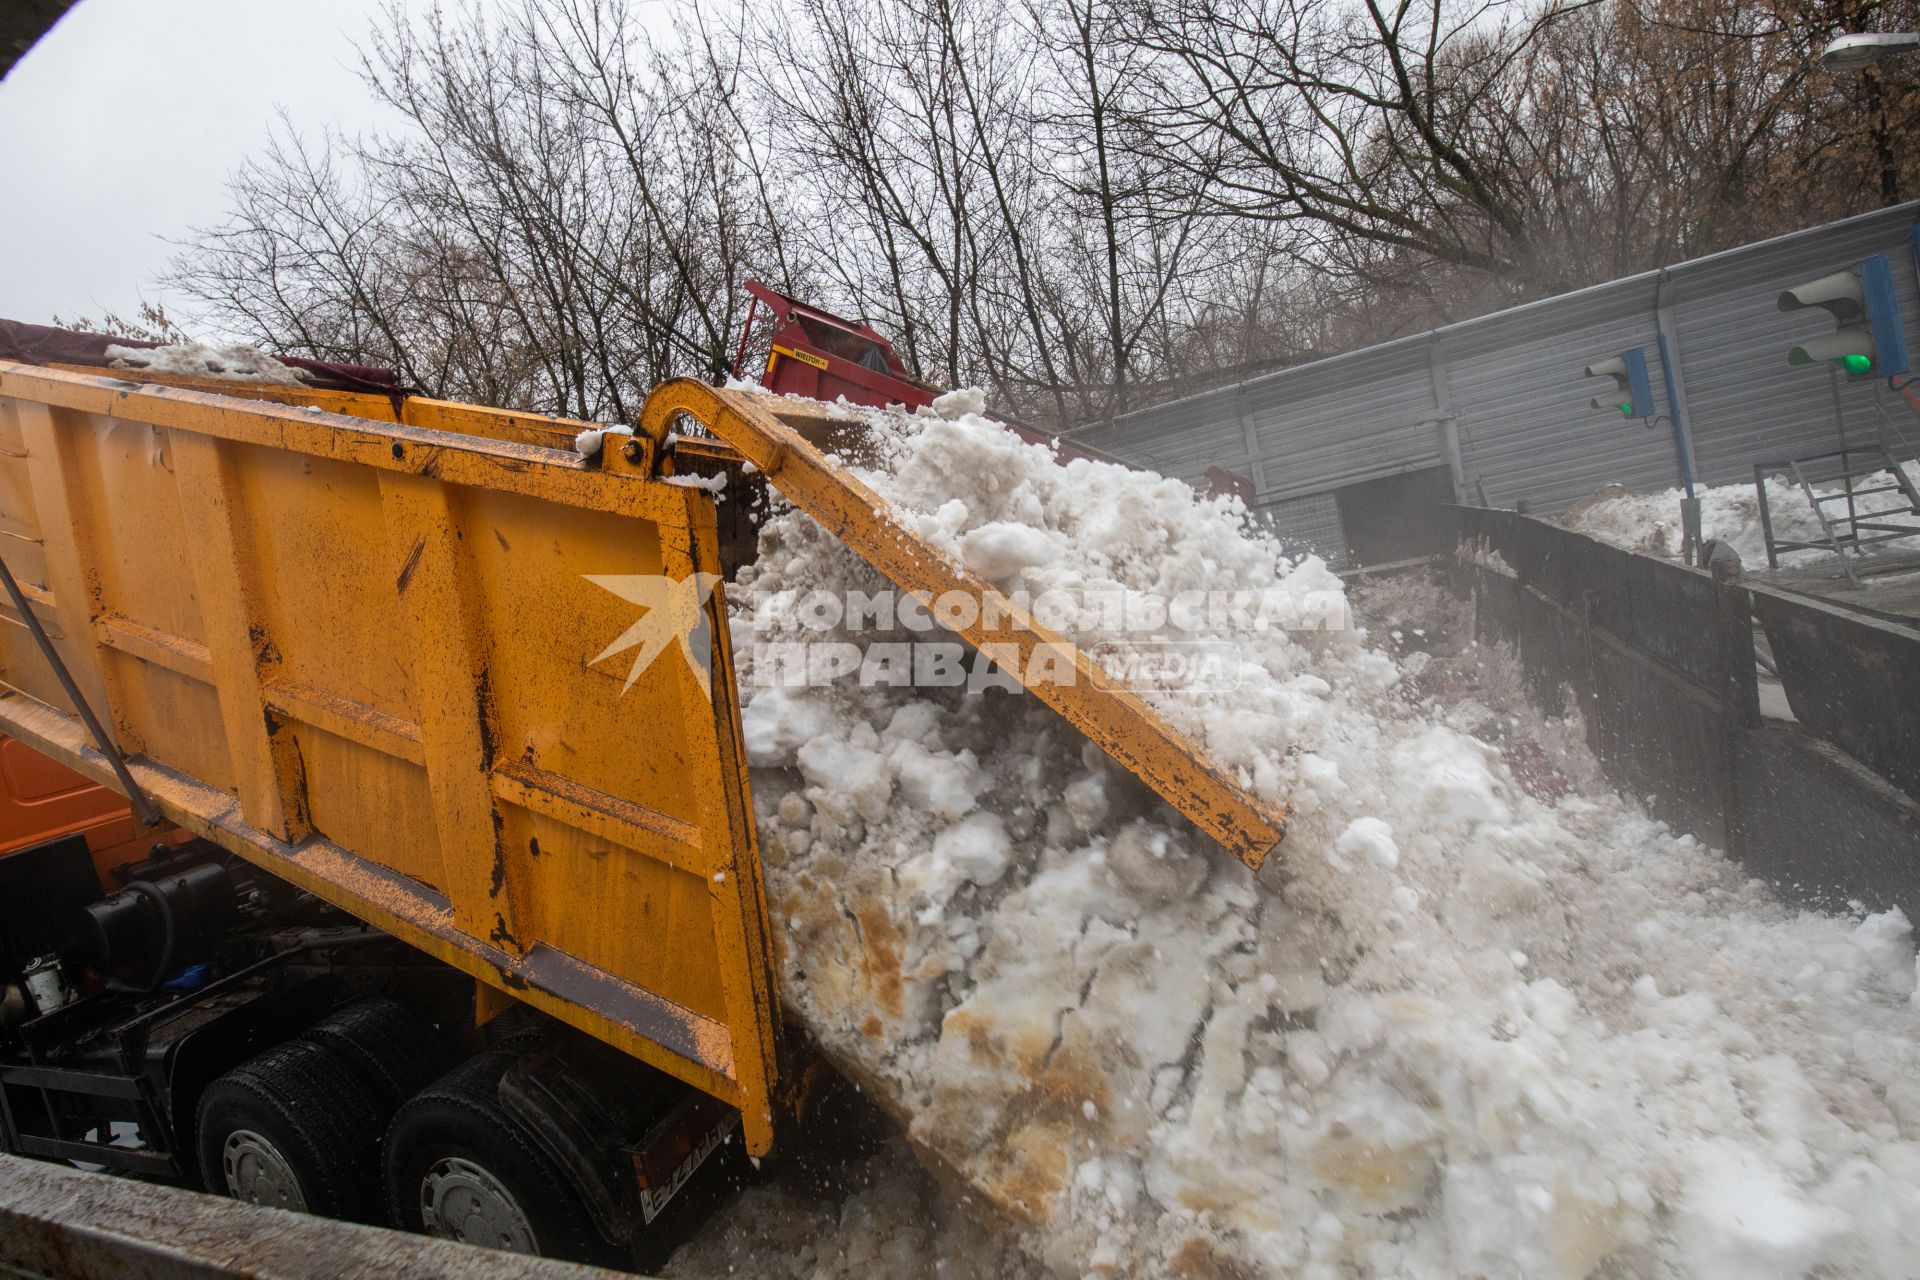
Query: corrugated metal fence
[[1072, 204, 1920, 567]]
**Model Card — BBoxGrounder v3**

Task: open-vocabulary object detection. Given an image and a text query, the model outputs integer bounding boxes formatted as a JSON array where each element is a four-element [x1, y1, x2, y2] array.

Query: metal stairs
[[1755, 405, 1920, 586]]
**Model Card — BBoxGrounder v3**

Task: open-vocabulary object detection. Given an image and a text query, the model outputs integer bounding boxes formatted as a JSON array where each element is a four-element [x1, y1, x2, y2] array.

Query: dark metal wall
[[1454, 507, 1920, 920], [1751, 591, 1920, 803]]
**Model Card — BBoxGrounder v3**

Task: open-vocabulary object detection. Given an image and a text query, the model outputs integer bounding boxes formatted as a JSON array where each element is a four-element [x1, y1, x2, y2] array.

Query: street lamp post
[[1822, 32, 1920, 204]]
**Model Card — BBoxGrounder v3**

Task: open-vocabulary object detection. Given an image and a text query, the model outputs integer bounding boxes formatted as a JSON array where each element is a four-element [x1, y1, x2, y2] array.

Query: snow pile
[[105, 341, 312, 386], [1559, 467, 1920, 567], [732, 394, 1920, 1278]]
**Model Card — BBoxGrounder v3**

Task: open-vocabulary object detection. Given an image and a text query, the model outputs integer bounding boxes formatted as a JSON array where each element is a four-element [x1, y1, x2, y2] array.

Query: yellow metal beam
[[658, 486, 784, 1155], [0, 364, 685, 529], [173, 431, 311, 842], [378, 470, 524, 953], [640, 380, 1287, 869]]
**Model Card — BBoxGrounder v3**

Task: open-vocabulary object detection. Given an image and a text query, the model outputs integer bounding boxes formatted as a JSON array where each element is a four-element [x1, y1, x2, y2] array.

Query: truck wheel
[[384, 1050, 613, 1263], [196, 1039, 385, 1220], [301, 997, 452, 1112]]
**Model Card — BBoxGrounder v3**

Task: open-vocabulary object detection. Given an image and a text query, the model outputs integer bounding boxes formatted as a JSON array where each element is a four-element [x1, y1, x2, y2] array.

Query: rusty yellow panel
[[292, 724, 444, 892], [455, 485, 709, 831], [0, 613, 77, 714], [237, 446, 420, 722], [60, 415, 205, 651], [500, 804, 730, 1024], [0, 406, 47, 576], [103, 657, 236, 793], [0, 402, 80, 717]]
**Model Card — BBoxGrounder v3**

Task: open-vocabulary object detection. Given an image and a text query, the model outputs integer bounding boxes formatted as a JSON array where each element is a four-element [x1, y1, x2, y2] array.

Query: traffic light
[[1584, 347, 1655, 418], [1777, 254, 1909, 377]]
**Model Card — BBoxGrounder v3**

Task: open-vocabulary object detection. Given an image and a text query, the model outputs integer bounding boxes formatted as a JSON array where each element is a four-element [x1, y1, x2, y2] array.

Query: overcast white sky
[[0, 0, 441, 328]]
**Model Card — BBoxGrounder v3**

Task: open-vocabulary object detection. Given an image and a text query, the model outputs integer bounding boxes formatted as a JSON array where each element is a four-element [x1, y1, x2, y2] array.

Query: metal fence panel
[[1246, 345, 1440, 498], [1075, 203, 1920, 558], [1442, 291, 1680, 511]]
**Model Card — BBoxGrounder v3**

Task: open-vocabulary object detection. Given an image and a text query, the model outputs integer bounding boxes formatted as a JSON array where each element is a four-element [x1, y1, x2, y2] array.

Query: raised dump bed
[[0, 361, 781, 1150], [0, 360, 1284, 1164]]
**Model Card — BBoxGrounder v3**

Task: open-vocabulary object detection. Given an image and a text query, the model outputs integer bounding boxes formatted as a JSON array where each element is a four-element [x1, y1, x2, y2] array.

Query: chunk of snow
[[901, 812, 1012, 909], [1335, 816, 1399, 869], [1677, 1141, 1850, 1278], [957, 521, 1066, 580], [930, 386, 987, 419], [1851, 909, 1917, 1000], [739, 687, 840, 768], [573, 423, 634, 458]]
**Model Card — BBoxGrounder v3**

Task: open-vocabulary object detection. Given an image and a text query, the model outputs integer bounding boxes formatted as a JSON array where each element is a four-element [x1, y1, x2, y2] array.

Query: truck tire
[[383, 1049, 615, 1264], [196, 1038, 385, 1220], [301, 997, 452, 1112]]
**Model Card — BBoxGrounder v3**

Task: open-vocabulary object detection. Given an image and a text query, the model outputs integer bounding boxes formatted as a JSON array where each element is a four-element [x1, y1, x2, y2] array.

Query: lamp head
[[1822, 31, 1920, 74]]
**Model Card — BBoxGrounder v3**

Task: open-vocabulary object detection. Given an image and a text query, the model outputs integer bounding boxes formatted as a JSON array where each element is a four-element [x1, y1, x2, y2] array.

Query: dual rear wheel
[[194, 999, 613, 1264], [382, 1049, 608, 1260]]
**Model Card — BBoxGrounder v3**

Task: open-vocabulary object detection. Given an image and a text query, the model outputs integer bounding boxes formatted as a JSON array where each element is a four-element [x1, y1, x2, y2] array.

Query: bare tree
[[166, 0, 1920, 427]]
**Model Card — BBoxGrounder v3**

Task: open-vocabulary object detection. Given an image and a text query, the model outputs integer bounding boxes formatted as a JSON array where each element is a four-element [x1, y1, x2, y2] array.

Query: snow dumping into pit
[[104, 341, 313, 387], [1559, 466, 1920, 568], [730, 391, 1920, 1278]]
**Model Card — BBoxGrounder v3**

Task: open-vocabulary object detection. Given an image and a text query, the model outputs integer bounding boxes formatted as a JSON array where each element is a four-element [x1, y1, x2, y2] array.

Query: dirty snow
[[104, 341, 312, 386], [1560, 467, 1920, 568], [722, 390, 1920, 1278]]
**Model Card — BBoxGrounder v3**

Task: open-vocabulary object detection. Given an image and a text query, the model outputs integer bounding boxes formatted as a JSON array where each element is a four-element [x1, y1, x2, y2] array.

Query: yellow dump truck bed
[[0, 363, 781, 1149]]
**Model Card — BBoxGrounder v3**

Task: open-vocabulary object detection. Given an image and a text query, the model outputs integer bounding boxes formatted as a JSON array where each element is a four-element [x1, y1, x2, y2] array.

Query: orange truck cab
[[0, 735, 160, 885]]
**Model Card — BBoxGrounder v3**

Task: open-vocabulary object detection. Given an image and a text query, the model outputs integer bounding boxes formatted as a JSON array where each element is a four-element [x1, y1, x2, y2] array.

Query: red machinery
[[732, 280, 935, 411], [729, 281, 1148, 472]]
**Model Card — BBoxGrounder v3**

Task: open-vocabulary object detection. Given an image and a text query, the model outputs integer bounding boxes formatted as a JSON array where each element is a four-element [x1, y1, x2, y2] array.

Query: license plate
[[636, 1108, 738, 1223]]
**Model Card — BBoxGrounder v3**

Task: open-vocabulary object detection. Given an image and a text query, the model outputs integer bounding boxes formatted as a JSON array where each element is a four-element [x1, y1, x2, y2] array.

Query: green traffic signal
[[1841, 352, 1873, 374], [1618, 403, 1632, 416]]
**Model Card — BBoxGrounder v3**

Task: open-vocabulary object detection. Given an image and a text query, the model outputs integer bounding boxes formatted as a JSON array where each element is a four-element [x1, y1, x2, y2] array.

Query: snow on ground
[[726, 392, 1920, 1279], [104, 340, 311, 386], [1558, 465, 1920, 567]]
